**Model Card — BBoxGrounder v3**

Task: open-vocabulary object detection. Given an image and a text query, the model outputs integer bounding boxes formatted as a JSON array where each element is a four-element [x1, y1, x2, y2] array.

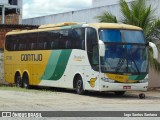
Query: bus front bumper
[[100, 82, 148, 92]]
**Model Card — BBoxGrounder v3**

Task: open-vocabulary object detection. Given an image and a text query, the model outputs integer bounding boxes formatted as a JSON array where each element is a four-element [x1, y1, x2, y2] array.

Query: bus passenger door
[[84, 27, 100, 91]]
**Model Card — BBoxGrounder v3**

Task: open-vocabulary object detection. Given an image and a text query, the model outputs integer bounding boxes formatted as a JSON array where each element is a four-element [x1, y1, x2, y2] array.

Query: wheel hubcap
[[77, 80, 81, 89], [24, 77, 28, 88], [17, 76, 21, 86]]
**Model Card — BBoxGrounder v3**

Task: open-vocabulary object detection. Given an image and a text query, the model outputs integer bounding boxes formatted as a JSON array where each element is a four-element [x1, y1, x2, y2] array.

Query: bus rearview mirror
[[149, 42, 158, 59], [99, 40, 105, 57]]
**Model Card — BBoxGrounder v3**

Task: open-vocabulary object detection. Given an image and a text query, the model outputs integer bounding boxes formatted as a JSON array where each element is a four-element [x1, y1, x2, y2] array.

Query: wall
[[149, 52, 160, 88], [22, 4, 121, 25], [0, 14, 19, 24], [22, 0, 160, 25], [0, 51, 4, 84], [0, 25, 38, 49], [0, 0, 8, 4], [0, 26, 15, 49], [0, 0, 22, 24]]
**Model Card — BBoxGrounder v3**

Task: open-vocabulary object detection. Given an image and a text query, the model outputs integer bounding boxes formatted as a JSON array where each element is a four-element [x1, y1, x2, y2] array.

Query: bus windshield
[[99, 29, 145, 43], [99, 29, 148, 74]]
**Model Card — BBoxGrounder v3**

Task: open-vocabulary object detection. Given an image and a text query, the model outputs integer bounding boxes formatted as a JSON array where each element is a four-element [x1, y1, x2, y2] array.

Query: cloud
[[23, 0, 92, 19]]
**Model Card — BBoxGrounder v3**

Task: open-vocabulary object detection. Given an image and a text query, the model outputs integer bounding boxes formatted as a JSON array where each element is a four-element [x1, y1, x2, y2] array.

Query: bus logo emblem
[[88, 77, 97, 88]]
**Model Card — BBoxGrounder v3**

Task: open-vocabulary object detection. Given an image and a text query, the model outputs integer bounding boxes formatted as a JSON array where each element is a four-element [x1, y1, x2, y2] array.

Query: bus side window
[[59, 34, 65, 49], [5, 36, 14, 51], [39, 43, 44, 50], [28, 33, 38, 50], [65, 40, 71, 49], [44, 42, 48, 50], [18, 34, 27, 51], [71, 28, 85, 50], [19, 43, 23, 50], [14, 36, 20, 51], [31, 43, 36, 50], [13, 44, 17, 51], [60, 30, 69, 49], [5, 36, 9, 50], [37, 32, 45, 50], [49, 31, 60, 49], [51, 41, 55, 49]]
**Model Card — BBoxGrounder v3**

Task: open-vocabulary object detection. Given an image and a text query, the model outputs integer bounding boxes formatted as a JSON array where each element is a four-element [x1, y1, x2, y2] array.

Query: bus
[[4, 22, 158, 96]]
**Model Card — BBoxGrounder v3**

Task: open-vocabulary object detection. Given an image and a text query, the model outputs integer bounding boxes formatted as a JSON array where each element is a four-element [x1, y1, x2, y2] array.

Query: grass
[[0, 84, 59, 94]]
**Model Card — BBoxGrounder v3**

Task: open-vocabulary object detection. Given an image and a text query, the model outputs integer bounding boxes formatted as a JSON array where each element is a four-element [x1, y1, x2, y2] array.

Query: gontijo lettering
[[21, 54, 42, 61]]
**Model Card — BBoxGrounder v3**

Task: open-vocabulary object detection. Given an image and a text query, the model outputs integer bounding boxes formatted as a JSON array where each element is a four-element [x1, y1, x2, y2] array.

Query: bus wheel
[[114, 91, 125, 96], [139, 93, 145, 99], [23, 73, 30, 89], [76, 77, 85, 95], [15, 73, 23, 88]]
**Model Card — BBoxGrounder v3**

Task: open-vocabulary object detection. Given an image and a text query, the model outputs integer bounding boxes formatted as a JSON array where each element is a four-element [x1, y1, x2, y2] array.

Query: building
[[92, 0, 135, 7], [0, 0, 22, 24], [22, 0, 160, 25], [0, 0, 38, 49], [0, 24, 38, 49]]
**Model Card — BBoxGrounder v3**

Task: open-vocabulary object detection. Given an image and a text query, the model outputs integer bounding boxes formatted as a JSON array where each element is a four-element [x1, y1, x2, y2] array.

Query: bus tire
[[76, 76, 85, 95], [139, 93, 145, 99], [114, 91, 125, 96], [15, 73, 23, 88], [23, 73, 30, 89]]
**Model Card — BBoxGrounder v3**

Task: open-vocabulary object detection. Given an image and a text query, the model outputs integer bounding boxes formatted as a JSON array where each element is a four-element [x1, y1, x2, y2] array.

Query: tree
[[96, 0, 160, 72]]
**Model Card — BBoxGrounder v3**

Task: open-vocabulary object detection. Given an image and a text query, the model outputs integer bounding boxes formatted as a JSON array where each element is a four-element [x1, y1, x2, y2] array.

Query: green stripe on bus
[[135, 75, 147, 80], [41, 50, 61, 80], [129, 74, 147, 80], [41, 50, 72, 80]]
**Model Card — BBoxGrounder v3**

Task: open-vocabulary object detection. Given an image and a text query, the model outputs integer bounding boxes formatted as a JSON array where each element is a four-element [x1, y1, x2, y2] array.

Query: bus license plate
[[123, 86, 131, 89]]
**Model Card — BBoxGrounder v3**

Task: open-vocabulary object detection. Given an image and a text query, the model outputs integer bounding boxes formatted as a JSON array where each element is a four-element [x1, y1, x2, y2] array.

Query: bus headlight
[[139, 78, 148, 83], [101, 78, 115, 83], [101, 77, 109, 82], [109, 79, 115, 83]]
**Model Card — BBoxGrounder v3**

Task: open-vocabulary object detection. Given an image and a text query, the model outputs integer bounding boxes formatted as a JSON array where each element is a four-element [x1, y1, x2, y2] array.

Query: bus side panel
[[83, 66, 100, 91], [68, 50, 100, 91], [4, 50, 15, 84], [32, 63, 45, 86], [25, 51, 50, 86], [32, 64, 37, 85], [32, 50, 53, 86], [5, 64, 14, 84]]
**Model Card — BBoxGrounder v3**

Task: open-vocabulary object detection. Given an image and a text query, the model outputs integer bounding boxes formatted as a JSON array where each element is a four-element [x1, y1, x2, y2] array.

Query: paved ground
[[0, 87, 160, 120]]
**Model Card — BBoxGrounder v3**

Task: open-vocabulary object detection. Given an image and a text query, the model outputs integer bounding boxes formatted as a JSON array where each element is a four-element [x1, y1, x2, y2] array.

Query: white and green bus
[[4, 22, 158, 96]]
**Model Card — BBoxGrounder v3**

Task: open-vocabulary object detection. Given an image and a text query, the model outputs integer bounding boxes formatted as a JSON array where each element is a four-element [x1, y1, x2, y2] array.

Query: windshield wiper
[[116, 57, 140, 74], [115, 58, 126, 72], [130, 58, 140, 74]]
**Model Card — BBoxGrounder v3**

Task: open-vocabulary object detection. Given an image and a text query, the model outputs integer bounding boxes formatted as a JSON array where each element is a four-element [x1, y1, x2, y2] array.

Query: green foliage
[[0, 85, 59, 94], [96, 0, 160, 72], [96, 12, 118, 23], [146, 20, 160, 41], [120, 0, 132, 24]]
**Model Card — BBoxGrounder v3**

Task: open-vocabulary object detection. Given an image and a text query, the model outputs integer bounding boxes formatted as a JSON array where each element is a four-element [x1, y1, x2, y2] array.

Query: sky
[[23, 0, 92, 19]]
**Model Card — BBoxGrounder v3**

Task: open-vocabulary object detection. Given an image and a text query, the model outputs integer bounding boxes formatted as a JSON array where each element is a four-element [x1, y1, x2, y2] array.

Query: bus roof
[[6, 22, 142, 35], [89, 23, 142, 30]]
